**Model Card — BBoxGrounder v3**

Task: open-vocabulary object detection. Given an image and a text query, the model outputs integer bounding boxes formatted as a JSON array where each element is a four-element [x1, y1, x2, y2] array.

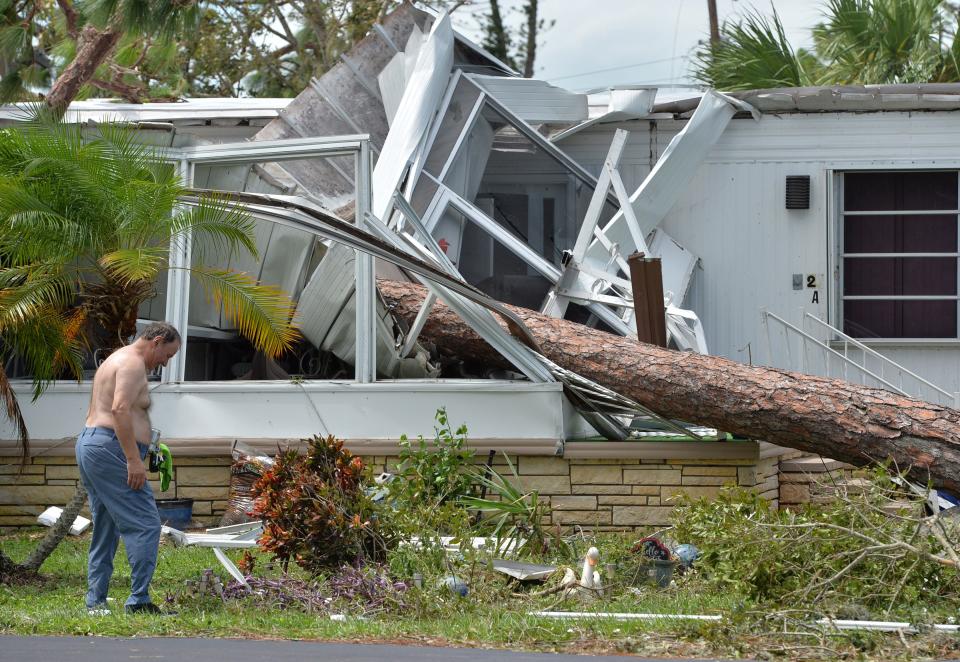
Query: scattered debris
[[161, 521, 261, 588], [36, 506, 90, 536], [491, 559, 557, 582], [816, 618, 960, 633], [402, 535, 523, 556], [440, 575, 469, 597], [219, 565, 408, 615]]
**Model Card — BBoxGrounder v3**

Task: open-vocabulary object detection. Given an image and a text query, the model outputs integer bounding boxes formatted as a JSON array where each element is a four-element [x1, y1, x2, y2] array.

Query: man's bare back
[[85, 331, 180, 489]]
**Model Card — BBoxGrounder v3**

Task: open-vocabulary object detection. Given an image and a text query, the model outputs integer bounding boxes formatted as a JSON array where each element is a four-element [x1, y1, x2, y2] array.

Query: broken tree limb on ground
[[378, 279, 960, 493]]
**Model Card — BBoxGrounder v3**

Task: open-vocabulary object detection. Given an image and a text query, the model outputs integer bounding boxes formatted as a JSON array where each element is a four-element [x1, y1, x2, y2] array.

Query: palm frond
[[4, 306, 85, 397], [0, 266, 73, 329], [693, 6, 818, 91], [171, 195, 259, 263], [92, 122, 167, 181], [98, 247, 166, 283], [0, 182, 94, 256], [815, 0, 946, 84], [0, 361, 29, 467], [187, 267, 300, 358], [112, 179, 181, 247]]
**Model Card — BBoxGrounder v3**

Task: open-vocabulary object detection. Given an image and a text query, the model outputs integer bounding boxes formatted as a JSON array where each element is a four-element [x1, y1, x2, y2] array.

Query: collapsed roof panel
[[297, 243, 438, 378], [468, 75, 589, 125]]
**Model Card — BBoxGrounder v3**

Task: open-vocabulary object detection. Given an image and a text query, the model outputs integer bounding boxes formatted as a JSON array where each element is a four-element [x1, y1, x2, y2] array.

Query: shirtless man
[[75, 321, 180, 615]]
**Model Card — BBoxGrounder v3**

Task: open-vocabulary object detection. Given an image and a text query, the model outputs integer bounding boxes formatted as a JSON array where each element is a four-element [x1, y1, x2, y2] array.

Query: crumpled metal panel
[[296, 243, 438, 379]]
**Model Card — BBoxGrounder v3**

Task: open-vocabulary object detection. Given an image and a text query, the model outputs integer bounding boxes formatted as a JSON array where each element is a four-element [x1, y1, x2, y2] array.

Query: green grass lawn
[[0, 529, 732, 651], [1, 529, 957, 660]]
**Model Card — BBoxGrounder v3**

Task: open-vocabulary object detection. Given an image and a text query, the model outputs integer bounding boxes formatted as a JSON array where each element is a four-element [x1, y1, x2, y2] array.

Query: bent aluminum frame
[[179, 190, 703, 441]]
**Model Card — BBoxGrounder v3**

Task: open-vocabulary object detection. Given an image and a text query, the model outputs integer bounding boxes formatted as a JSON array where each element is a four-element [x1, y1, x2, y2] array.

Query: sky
[[450, 0, 826, 91]]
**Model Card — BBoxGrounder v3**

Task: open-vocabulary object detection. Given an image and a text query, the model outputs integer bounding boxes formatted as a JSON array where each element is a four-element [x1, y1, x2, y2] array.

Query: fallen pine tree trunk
[[378, 279, 960, 494]]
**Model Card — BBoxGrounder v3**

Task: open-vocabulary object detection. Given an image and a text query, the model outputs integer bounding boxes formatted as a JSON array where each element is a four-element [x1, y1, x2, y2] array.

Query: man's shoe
[[124, 602, 176, 615], [86, 607, 111, 616]]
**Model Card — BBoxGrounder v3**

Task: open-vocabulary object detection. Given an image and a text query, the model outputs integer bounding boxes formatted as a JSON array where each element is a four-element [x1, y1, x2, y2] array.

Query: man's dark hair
[[139, 321, 181, 344]]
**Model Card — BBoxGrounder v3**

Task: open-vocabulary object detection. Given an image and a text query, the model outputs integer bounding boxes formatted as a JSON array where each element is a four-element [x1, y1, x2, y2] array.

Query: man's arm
[[111, 359, 147, 490]]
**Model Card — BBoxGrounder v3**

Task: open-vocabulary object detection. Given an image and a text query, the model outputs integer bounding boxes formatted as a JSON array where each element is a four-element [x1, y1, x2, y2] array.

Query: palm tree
[[694, 0, 960, 90], [693, 7, 821, 91], [0, 112, 299, 573]]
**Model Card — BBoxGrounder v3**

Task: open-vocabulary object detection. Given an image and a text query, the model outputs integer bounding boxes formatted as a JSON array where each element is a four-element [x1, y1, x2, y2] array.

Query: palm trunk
[[82, 276, 154, 351], [378, 279, 960, 494], [20, 483, 87, 572]]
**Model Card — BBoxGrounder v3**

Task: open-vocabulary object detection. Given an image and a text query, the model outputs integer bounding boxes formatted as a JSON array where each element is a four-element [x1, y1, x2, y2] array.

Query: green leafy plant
[[670, 466, 960, 618], [390, 408, 476, 510], [252, 434, 391, 575], [460, 453, 566, 559]]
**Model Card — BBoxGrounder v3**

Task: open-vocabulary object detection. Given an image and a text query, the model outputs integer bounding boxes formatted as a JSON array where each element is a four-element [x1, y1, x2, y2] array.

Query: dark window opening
[[842, 171, 959, 338]]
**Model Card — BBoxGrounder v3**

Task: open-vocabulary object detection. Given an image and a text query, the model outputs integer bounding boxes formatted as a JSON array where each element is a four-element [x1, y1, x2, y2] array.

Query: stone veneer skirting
[[0, 440, 798, 530]]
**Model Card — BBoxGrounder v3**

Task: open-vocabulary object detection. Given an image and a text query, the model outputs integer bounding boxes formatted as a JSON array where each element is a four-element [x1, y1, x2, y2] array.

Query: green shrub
[[252, 434, 391, 575]]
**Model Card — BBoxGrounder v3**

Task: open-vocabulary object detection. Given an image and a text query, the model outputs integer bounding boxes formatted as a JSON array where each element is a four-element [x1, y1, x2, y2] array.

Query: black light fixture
[[785, 175, 810, 209]]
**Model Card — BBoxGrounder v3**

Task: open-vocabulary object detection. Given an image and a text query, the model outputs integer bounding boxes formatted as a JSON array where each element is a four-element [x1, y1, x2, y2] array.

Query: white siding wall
[[559, 111, 960, 394]]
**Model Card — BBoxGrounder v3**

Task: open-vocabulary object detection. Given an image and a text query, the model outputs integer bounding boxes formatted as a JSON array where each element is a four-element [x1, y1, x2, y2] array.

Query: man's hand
[[127, 456, 147, 490]]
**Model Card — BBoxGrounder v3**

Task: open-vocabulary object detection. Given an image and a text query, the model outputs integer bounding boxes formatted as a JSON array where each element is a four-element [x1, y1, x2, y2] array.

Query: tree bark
[[707, 0, 720, 46], [378, 279, 960, 493], [45, 23, 122, 114], [483, 0, 511, 66], [522, 0, 537, 78]]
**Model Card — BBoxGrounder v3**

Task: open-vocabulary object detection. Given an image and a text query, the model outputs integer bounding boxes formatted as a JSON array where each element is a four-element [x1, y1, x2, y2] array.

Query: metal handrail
[[801, 312, 955, 403], [762, 310, 910, 397]]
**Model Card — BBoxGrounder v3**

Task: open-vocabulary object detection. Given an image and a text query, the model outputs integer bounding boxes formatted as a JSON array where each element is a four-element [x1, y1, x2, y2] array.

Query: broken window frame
[[160, 135, 376, 384], [405, 72, 608, 208], [400, 73, 631, 326]]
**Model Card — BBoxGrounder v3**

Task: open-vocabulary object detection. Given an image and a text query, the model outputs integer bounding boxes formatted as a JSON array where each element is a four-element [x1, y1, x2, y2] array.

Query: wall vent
[[786, 175, 810, 209]]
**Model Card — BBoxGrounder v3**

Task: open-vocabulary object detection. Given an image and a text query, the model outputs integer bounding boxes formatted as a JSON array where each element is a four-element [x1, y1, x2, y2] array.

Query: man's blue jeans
[[75, 426, 161, 608]]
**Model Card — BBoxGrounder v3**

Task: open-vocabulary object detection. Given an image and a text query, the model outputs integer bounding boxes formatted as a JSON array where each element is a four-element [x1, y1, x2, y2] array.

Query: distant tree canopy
[[694, 0, 960, 91], [0, 0, 553, 106], [0, 0, 415, 103]]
